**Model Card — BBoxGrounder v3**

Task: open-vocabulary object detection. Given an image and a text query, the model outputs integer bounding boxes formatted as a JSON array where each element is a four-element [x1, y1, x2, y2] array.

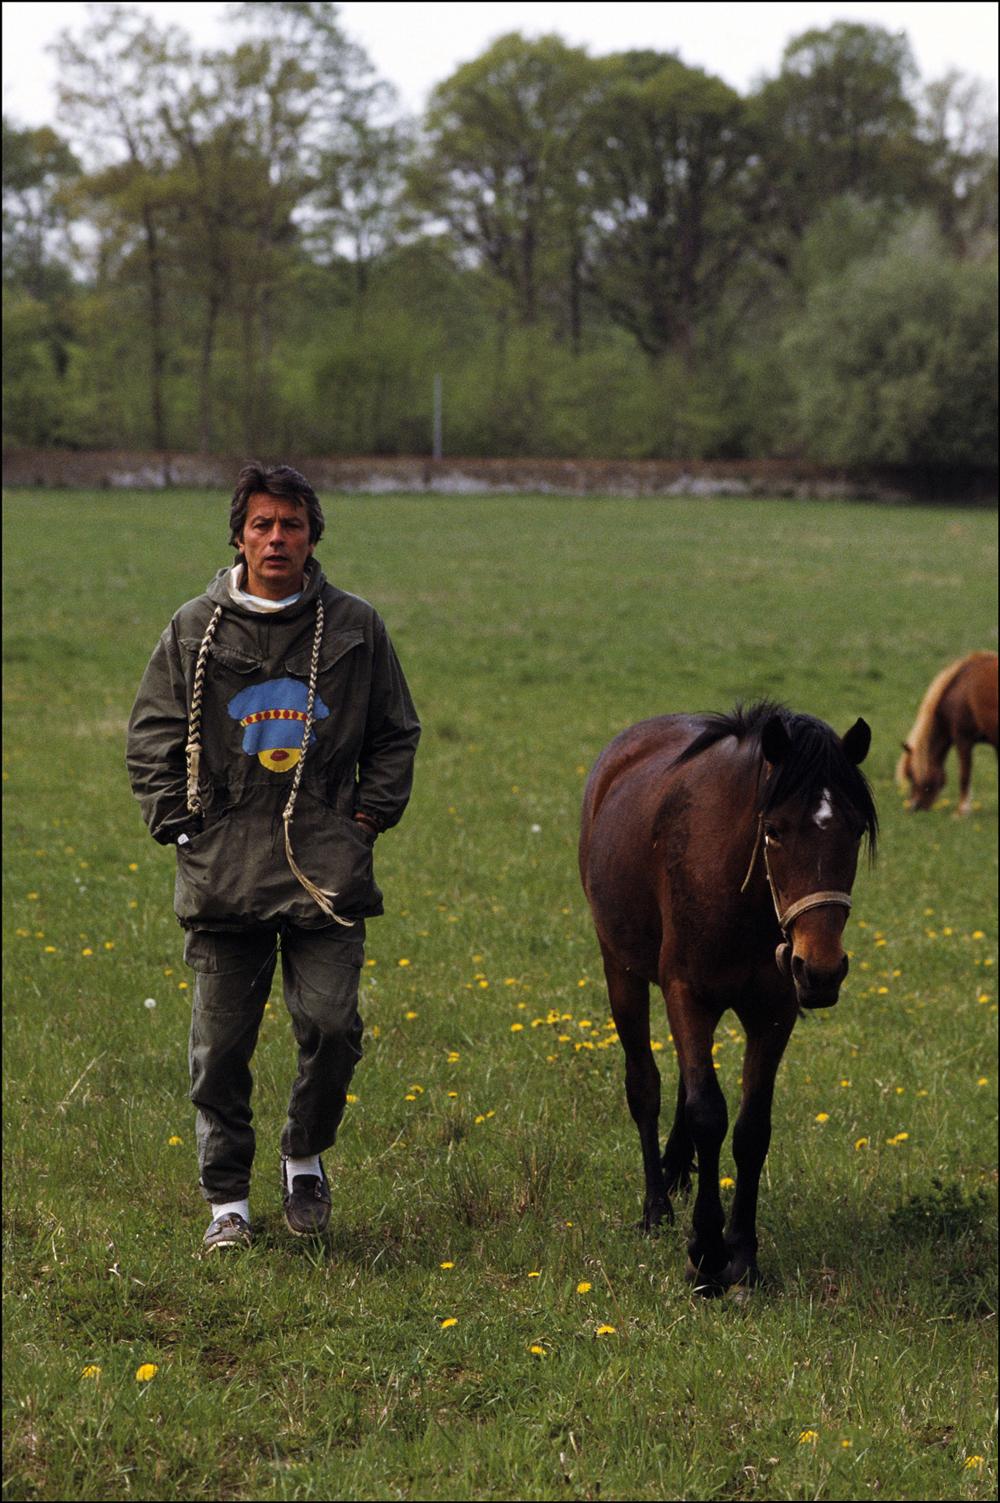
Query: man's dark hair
[[229, 463, 325, 546]]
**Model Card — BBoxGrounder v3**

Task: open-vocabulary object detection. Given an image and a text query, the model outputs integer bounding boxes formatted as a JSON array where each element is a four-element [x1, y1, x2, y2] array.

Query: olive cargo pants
[[184, 924, 365, 1203]]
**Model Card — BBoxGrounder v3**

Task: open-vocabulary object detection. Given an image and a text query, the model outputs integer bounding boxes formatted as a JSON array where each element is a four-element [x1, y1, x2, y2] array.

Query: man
[[127, 463, 420, 1253]]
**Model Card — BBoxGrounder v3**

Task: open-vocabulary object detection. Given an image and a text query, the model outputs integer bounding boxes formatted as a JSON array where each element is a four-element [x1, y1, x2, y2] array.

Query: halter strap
[[740, 815, 853, 937]]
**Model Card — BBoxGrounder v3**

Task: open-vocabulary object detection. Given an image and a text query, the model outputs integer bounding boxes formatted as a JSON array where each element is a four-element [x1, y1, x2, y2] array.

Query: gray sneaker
[[281, 1156, 331, 1236], [202, 1212, 253, 1254]]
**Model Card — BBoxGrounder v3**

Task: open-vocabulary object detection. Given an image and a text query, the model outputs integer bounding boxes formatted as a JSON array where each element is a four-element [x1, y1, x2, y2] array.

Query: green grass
[[3, 490, 997, 1501]]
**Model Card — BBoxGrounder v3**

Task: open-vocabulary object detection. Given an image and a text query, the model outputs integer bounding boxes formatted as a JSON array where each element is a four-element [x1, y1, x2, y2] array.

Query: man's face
[[237, 493, 315, 600]]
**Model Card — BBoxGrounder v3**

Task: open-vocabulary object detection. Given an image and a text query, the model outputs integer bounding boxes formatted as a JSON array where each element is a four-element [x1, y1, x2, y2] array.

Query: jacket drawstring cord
[[281, 601, 354, 926], [185, 605, 223, 816]]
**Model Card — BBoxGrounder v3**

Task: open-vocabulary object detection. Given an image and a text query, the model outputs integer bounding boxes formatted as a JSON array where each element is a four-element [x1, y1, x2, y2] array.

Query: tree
[[53, 4, 194, 448], [583, 51, 756, 366], [918, 71, 998, 254], [783, 218, 998, 466], [749, 21, 925, 252], [412, 33, 599, 331]]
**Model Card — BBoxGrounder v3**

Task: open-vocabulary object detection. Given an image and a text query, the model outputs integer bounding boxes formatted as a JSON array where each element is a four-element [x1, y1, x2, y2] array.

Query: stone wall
[[2, 449, 996, 504]]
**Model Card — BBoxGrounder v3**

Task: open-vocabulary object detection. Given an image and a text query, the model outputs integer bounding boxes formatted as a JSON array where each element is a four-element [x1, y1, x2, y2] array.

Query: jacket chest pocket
[[180, 637, 263, 680], [284, 630, 366, 691]]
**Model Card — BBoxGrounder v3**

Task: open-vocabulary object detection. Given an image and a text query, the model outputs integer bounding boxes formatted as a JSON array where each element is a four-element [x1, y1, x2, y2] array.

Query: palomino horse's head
[[758, 714, 877, 1009], [896, 742, 945, 811]]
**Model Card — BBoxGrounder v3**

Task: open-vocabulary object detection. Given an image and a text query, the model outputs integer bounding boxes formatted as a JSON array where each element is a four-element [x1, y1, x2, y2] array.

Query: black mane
[[674, 700, 878, 856]]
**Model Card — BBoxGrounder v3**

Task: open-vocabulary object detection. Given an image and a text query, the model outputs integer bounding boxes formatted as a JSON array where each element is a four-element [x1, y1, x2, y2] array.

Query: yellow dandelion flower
[[719, 1176, 735, 1189], [840, 1079, 851, 1088], [577, 979, 588, 988], [167, 1135, 182, 1146], [44, 945, 57, 953], [651, 1040, 664, 1051], [128, 900, 138, 909], [964, 1456, 984, 1470], [440, 1261, 455, 1269], [398, 957, 410, 967], [405, 1093, 416, 1101], [971, 930, 985, 940], [346, 1093, 357, 1103], [529, 1344, 547, 1356], [798, 1430, 819, 1445], [527, 1271, 541, 1278], [977, 1076, 988, 1086], [895, 1085, 905, 1094], [128, 863, 138, 872], [576, 1281, 592, 1294], [104, 941, 114, 951], [178, 981, 188, 990], [978, 993, 991, 1003], [595, 1324, 616, 1336], [404, 1010, 418, 1020], [81, 1364, 101, 1379], [510, 1023, 524, 1032], [478, 979, 489, 988], [447, 1051, 460, 1062], [877, 986, 889, 995], [81, 947, 93, 956], [815, 1112, 830, 1123], [474, 1114, 485, 1124], [447, 1091, 458, 1098], [841, 1439, 853, 1449], [27, 892, 39, 900], [854, 1137, 869, 1150], [440, 1317, 457, 1329], [135, 1363, 158, 1382]]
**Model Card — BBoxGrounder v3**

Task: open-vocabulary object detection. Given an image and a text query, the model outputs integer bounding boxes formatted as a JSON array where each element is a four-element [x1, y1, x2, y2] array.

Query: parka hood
[[205, 558, 327, 620]]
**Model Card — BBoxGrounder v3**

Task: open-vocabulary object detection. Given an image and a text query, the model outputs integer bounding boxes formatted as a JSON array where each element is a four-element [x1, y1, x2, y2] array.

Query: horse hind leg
[[661, 1073, 695, 1198], [601, 947, 670, 1231]]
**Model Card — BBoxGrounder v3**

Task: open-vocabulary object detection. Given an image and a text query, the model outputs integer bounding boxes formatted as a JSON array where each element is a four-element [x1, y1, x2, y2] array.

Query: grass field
[[3, 489, 997, 1502]]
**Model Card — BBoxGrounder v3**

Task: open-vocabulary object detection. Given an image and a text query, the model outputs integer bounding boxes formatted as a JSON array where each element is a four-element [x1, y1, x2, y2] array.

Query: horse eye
[[763, 824, 781, 843]]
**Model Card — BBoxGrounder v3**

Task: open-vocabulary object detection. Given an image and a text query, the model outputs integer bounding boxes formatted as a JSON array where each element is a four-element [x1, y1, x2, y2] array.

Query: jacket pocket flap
[[285, 629, 365, 678], [180, 638, 262, 674]]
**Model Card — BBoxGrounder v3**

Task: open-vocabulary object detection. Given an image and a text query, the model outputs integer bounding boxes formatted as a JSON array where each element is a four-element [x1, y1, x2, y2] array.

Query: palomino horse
[[897, 651, 998, 815], [580, 702, 877, 1294]]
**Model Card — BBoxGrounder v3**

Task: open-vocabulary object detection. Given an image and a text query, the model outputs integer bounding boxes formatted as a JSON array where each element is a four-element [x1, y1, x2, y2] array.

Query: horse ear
[[761, 715, 791, 765], [842, 717, 872, 765]]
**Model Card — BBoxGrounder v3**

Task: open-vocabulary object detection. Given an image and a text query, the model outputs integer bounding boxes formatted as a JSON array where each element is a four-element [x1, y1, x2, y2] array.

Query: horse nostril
[[792, 953, 848, 994]]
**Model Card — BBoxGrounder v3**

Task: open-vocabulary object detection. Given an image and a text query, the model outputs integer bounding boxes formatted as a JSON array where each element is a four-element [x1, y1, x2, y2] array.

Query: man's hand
[[353, 811, 379, 844]]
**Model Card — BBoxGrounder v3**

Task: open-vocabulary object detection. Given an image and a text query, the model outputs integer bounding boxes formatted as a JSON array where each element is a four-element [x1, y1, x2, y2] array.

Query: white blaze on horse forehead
[[813, 789, 835, 828]]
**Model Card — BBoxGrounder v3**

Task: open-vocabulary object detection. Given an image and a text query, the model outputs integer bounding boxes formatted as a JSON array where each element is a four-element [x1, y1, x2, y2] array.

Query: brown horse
[[580, 702, 877, 1294], [897, 651, 998, 815]]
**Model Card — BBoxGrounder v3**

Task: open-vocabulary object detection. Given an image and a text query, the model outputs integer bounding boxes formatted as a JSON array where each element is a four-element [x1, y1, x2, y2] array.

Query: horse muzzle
[[789, 951, 849, 1009]]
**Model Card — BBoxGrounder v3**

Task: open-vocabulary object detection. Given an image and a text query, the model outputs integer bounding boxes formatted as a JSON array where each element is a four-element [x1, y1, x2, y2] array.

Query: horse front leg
[[724, 1006, 795, 1290], [955, 735, 974, 816], [602, 946, 669, 1231], [665, 980, 728, 1292]]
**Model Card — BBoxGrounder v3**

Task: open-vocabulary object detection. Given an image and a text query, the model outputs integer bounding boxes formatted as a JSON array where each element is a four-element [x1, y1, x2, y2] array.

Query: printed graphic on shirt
[[228, 677, 329, 773]]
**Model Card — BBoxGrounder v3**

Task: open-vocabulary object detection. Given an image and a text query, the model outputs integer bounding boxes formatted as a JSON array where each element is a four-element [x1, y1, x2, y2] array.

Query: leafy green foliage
[[1, 14, 997, 462]]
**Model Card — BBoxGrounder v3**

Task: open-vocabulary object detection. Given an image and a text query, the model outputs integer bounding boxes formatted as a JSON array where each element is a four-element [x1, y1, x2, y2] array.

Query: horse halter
[[739, 815, 852, 971]]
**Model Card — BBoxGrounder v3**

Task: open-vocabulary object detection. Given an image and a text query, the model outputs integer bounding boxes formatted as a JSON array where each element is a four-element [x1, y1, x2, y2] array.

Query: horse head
[[897, 740, 945, 810], [759, 714, 875, 1009]]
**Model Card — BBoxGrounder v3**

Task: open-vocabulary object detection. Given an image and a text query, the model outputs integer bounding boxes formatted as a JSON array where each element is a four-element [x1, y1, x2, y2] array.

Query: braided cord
[[186, 605, 223, 815], [283, 600, 354, 927]]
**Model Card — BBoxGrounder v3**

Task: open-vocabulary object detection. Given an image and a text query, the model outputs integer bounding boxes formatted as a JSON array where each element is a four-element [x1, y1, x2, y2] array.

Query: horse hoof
[[641, 1200, 672, 1233], [685, 1257, 727, 1297]]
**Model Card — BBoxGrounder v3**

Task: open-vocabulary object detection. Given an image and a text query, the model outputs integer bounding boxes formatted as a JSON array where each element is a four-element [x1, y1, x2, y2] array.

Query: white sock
[[210, 1198, 249, 1225], [285, 1154, 321, 1190]]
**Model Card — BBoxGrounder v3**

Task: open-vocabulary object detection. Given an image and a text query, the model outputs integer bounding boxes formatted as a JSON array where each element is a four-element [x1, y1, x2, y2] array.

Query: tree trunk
[[140, 201, 167, 450]]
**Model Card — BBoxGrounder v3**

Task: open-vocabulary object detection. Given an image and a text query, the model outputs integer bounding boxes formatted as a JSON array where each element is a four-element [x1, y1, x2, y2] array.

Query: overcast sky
[[2, 0, 997, 128]]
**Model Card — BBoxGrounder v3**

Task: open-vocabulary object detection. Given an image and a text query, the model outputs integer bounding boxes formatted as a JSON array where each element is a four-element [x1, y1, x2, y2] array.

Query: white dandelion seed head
[[143, 997, 157, 1009], [530, 823, 542, 834]]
